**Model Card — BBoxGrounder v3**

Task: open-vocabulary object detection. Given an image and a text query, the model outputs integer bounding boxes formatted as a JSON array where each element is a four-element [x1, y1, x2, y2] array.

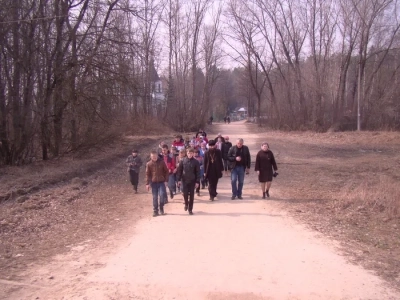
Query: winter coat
[[255, 150, 278, 182], [162, 153, 176, 173], [221, 142, 232, 160], [126, 155, 143, 172], [203, 149, 224, 180], [146, 158, 169, 184], [176, 157, 201, 183], [227, 145, 251, 170]]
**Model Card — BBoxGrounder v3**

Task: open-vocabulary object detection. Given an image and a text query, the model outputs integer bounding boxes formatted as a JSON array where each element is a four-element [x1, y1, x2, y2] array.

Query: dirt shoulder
[[248, 125, 400, 287], [0, 135, 168, 284]]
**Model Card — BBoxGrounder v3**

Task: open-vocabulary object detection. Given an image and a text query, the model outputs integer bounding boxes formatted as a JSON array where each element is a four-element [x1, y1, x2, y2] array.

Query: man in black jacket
[[176, 148, 201, 215], [227, 138, 251, 200]]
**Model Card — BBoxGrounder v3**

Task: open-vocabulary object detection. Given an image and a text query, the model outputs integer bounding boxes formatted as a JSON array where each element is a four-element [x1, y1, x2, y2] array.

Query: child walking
[[194, 149, 204, 196], [176, 148, 201, 215]]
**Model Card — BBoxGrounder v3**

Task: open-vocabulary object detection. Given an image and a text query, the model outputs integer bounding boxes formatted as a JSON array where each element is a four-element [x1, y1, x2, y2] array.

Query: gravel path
[[6, 122, 399, 299]]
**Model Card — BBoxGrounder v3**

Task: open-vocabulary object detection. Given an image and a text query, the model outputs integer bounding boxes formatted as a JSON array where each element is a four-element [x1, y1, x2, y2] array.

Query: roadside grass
[[251, 125, 400, 288], [336, 175, 400, 219]]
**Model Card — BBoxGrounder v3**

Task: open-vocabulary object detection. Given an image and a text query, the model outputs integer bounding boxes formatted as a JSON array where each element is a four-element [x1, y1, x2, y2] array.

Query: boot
[[262, 192, 266, 199], [170, 190, 174, 199], [266, 190, 270, 197]]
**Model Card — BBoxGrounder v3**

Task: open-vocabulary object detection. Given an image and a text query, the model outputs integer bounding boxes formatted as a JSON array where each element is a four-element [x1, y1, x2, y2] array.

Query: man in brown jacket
[[146, 150, 170, 217]]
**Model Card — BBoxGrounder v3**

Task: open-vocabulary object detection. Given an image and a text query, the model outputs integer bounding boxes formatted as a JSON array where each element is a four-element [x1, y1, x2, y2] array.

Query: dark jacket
[[126, 155, 143, 172], [203, 149, 224, 179], [146, 158, 169, 184], [214, 136, 225, 143], [255, 150, 277, 182], [227, 145, 251, 170], [221, 142, 232, 160], [176, 157, 201, 183]]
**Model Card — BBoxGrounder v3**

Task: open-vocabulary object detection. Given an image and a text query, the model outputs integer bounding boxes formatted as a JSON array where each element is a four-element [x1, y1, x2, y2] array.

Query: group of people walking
[[126, 128, 278, 217]]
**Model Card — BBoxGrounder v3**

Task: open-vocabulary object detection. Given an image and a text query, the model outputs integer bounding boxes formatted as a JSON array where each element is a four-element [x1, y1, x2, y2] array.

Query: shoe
[[231, 196, 236, 200], [210, 197, 214, 201], [238, 196, 243, 200], [134, 190, 138, 194], [266, 190, 270, 197], [262, 192, 266, 199], [160, 208, 165, 215], [170, 192, 174, 199], [153, 211, 159, 217], [184, 205, 188, 211], [189, 211, 193, 215], [197, 192, 200, 196], [201, 185, 205, 189]]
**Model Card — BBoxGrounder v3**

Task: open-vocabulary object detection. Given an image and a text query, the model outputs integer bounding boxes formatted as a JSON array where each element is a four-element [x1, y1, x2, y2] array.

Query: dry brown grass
[[249, 125, 400, 287], [337, 175, 400, 218]]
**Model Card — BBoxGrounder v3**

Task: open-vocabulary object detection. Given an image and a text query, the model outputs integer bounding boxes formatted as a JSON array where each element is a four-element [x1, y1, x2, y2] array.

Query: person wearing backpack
[[176, 148, 201, 215]]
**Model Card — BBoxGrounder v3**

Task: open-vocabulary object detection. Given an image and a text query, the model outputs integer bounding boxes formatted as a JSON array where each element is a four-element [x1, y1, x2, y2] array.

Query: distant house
[[150, 65, 165, 116], [237, 107, 247, 119], [230, 107, 247, 121]]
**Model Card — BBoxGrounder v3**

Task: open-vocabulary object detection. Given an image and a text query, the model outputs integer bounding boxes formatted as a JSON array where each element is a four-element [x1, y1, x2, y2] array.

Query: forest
[[1, 0, 400, 165]]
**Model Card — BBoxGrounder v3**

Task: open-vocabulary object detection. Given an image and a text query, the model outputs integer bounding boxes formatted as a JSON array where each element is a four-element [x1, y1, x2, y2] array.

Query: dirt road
[[3, 122, 399, 299]]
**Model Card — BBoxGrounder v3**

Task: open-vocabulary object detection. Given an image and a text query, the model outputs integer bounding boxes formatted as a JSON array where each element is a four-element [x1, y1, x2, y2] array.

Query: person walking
[[126, 149, 143, 193], [146, 150, 170, 217], [255, 142, 278, 199], [176, 148, 201, 215], [203, 140, 224, 201], [228, 138, 251, 200], [161, 144, 176, 202], [221, 136, 232, 176], [194, 149, 204, 196]]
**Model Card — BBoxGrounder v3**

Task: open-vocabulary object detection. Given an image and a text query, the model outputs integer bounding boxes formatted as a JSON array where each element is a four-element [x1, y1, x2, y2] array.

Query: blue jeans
[[231, 165, 245, 197], [151, 182, 167, 212], [168, 174, 176, 194], [163, 174, 176, 202]]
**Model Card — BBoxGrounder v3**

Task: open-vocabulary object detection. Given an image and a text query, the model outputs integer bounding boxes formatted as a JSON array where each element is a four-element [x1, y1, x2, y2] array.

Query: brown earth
[[0, 121, 399, 299]]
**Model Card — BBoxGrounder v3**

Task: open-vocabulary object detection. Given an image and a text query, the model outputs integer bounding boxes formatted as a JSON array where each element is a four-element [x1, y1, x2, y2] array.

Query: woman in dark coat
[[203, 140, 224, 201], [255, 142, 278, 199]]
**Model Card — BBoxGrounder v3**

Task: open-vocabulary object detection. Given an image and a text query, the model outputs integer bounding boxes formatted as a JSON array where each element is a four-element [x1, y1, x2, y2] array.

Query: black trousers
[[129, 170, 139, 189], [208, 178, 219, 198], [182, 181, 196, 212]]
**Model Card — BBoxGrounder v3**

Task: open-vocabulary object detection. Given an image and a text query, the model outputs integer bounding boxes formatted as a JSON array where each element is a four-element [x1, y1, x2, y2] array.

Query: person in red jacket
[[161, 145, 177, 202], [172, 134, 185, 151]]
